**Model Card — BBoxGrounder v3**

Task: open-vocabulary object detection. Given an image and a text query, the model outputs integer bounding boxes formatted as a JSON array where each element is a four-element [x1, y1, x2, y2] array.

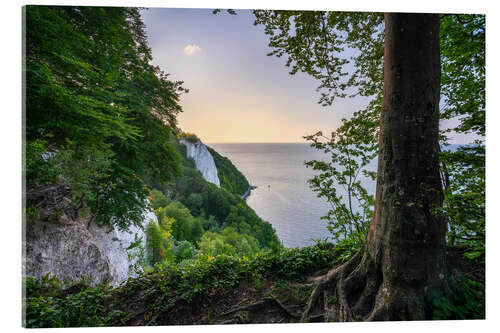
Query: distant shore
[[241, 185, 257, 200]]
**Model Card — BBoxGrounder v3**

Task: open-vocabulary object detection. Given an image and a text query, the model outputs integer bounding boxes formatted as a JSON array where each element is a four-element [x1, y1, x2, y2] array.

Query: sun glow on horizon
[[142, 9, 358, 143]]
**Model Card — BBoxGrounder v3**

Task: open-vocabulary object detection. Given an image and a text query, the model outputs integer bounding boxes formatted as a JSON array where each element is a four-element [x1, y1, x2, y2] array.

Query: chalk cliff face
[[88, 209, 156, 286], [179, 139, 220, 187], [25, 218, 115, 285], [24, 190, 157, 287]]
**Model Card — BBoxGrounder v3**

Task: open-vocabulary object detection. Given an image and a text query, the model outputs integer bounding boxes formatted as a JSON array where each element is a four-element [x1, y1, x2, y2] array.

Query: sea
[[209, 143, 377, 248]]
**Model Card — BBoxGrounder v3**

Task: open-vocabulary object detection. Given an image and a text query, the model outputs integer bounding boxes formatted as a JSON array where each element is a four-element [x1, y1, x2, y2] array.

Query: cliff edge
[[179, 138, 220, 187]]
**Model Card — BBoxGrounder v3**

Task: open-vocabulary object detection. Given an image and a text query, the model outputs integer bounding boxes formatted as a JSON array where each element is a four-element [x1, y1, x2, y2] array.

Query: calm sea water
[[209, 143, 376, 248]]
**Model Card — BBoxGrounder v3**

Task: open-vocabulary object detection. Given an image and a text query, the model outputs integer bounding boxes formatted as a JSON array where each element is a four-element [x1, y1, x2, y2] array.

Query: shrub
[[145, 221, 174, 265], [149, 189, 171, 210], [172, 240, 196, 262], [431, 275, 485, 320], [179, 132, 199, 143]]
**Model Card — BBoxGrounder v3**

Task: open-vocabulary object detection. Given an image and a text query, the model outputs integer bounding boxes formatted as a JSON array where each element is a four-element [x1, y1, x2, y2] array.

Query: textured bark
[[365, 13, 446, 320], [302, 13, 446, 321]]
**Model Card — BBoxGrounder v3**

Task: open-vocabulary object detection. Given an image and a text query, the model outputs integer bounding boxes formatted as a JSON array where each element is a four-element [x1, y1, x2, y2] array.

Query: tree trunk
[[302, 13, 446, 321], [364, 12, 446, 320]]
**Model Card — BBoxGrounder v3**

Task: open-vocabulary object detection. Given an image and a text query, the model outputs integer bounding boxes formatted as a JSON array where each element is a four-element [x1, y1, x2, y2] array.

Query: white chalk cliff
[[179, 138, 220, 187], [24, 200, 157, 287], [88, 209, 156, 286]]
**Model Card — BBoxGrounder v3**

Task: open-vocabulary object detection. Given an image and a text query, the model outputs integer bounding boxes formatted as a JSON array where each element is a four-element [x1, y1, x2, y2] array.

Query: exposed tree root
[[297, 246, 426, 322], [218, 294, 301, 320], [299, 240, 451, 323], [269, 294, 302, 319], [219, 318, 239, 325], [145, 312, 159, 326], [218, 299, 268, 317], [301, 249, 364, 322], [308, 313, 325, 322]]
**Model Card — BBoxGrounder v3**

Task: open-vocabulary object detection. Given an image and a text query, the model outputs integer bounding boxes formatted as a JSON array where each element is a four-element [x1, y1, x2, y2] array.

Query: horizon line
[[205, 141, 311, 144]]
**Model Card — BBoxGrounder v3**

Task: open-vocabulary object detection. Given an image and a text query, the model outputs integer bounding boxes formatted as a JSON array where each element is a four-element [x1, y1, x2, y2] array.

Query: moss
[[26, 205, 40, 223]]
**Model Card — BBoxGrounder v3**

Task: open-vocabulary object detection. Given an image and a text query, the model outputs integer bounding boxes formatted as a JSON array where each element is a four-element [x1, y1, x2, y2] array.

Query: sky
[[141, 7, 477, 144], [141, 8, 370, 143]]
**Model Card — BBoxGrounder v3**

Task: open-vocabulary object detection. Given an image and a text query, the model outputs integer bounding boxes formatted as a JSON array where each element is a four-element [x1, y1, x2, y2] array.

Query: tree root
[[301, 250, 363, 322], [299, 242, 447, 323], [145, 313, 159, 326], [218, 241, 449, 324], [297, 247, 418, 323], [269, 294, 301, 319], [218, 295, 301, 320], [220, 242, 446, 324], [219, 318, 239, 325], [308, 313, 325, 322], [218, 299, 268, 317], [323, 290, 330, 321]]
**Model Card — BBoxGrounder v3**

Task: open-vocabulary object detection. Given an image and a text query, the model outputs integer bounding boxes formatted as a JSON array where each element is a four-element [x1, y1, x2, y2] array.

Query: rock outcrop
[[25, 217, 114, 285], [179, 138, 220, 187], [87, 214, 153, 286], [24, 184, 155, 286]]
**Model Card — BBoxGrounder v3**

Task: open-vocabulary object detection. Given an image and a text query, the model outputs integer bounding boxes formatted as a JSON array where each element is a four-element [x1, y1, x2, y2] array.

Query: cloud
[[183, 44, 202, 55]]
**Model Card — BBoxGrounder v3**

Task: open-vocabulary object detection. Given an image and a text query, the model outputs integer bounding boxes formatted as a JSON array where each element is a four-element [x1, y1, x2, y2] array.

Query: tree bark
[[364, 12, 446, 320], [302, 13, 446, 321]]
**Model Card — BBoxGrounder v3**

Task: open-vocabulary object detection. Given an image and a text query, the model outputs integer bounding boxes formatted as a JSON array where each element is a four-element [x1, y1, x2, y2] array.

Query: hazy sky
[[141, 8, 476, 144], [141, 8, 371, 143]]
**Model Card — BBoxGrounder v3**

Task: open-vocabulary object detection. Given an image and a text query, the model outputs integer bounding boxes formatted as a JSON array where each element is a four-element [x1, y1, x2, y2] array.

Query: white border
[[3, 1, 498, 333]]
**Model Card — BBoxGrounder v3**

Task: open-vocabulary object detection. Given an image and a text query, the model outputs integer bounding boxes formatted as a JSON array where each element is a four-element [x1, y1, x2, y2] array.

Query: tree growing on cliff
[[254, 11, 452, 321]]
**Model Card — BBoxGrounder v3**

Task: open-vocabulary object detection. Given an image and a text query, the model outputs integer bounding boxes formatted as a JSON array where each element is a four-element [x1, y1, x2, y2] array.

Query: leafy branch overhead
[[253, 11, 384, 106], [25, 6, 187, 229]]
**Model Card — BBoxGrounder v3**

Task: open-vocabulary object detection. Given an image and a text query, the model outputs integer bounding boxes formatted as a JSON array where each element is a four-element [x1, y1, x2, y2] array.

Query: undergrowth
[[24, 241, 484, 327], [431, 275, 485, 320], [24, 242, 339, 327]]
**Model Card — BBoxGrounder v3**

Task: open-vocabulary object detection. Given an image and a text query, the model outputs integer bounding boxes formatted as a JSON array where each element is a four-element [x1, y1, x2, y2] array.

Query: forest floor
[[133, 269, 333, 326], [129, 247, 484, 326], [24, 245, 484, 327]]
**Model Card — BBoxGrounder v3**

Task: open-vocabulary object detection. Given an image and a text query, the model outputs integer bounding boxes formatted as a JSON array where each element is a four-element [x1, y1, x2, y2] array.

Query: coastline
[[241, 185, 257, 200]]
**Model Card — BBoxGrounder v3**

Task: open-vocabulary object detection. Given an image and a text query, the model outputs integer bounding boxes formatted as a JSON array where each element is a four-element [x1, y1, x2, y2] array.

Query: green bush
[[24, 275, 120, 328], [198, 227, 260, 257], [160, 202, 204, 244], [172, 240, 196, 262], [224, 203, 281, 249], [145, 221, 174, 265], [149, 189, 171, 210], [432, 275, 485, 320], [179, 132, 199, 143], [24, 243, 344, 327]]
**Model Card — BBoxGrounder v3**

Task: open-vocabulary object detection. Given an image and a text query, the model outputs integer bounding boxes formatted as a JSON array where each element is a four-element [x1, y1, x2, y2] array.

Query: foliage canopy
[[25, 6, 185, 229]]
